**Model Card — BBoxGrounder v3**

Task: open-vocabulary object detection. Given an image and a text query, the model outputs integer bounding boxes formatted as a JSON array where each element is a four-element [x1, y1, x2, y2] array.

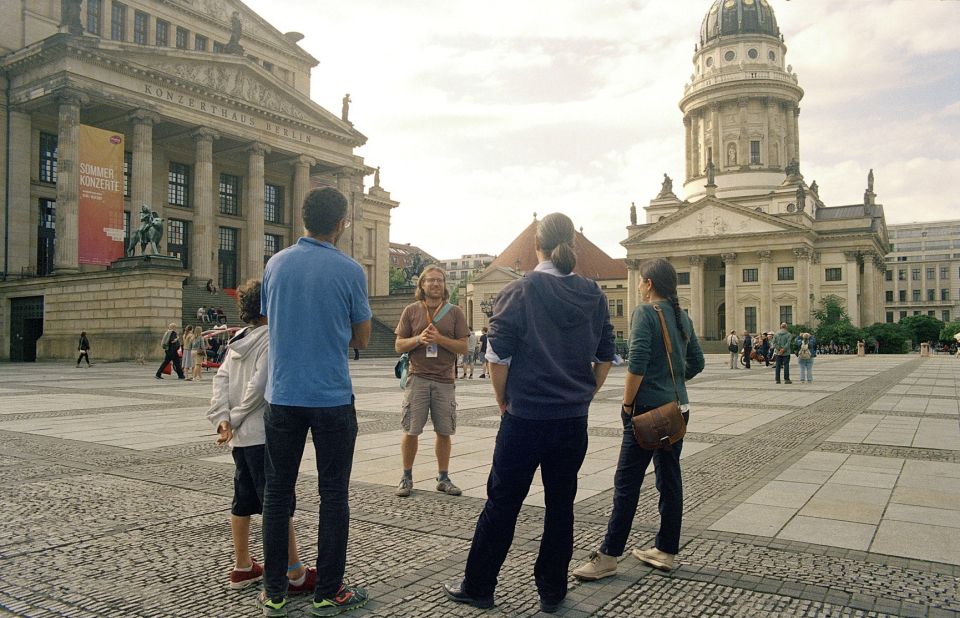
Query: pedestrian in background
[[726, 329, 739, 369], [76, 331, 91, 368], [182, 326, 195, 380], [772, 323, 793, 384], [796, 331, 817, 383], [156, 323, 185, 380]]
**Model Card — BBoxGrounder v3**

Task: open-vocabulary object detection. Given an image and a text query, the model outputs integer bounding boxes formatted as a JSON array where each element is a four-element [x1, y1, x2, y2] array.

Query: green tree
[[899, 314, 944, 345], [389, 267, 407, 293], [863, 322, 911, 354], [812, 294, 849, 324], [812, 295, 861, 348], [940, 321, 960, 343]]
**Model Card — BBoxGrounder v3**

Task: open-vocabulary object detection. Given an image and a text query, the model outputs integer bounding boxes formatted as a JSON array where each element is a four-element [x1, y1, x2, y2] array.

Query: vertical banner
[[78, 125, 125, 265]]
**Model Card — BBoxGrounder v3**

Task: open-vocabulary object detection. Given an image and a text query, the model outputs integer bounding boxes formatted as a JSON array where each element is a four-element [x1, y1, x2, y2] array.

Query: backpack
[[799, 342, 811, 360]]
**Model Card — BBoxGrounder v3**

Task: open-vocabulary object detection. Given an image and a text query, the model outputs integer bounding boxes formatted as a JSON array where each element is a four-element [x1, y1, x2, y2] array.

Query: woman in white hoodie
[[206, 280, 315, 596]]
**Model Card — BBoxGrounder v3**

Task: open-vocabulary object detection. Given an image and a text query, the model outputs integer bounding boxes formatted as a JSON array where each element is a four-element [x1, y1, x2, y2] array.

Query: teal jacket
[[772, 329, 793, 356]]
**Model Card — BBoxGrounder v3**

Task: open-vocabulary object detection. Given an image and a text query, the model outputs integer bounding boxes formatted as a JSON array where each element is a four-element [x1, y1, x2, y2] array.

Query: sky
[[243, 0, 960, 261]]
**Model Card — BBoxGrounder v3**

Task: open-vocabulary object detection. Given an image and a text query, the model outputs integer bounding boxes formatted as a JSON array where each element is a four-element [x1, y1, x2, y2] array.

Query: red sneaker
[[287, 566, 317, 596], [228, 560, 263, 590]]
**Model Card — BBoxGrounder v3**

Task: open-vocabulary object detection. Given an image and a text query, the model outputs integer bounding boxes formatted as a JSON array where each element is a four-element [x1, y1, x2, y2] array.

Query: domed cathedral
[[623, 0, 888, 341]]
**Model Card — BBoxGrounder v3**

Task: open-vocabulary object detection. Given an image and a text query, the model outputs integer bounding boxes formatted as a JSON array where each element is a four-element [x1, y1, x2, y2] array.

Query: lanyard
[[423, 300, 443, 325]]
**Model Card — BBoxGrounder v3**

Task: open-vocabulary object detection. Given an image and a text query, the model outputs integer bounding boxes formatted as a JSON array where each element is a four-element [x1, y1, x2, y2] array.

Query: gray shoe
[[436, 478, 462, 496], [572, 550, 617, 581], [396, 477, 413, 497]]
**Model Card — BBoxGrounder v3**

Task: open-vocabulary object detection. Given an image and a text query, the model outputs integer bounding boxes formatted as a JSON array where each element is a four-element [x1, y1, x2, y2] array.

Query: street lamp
[[480, 295, 496, 317]]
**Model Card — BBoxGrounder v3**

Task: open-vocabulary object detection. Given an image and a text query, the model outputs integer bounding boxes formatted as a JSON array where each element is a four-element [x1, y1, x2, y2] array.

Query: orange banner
[[78, 125, 125, 265]]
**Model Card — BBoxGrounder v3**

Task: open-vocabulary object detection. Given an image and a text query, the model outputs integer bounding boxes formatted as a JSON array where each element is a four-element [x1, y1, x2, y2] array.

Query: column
[[793, 106, 801, 163], [794, 247, 811, 325], [710, 103, 721, 165], [128, 110, 158, 212], [737, 97, 749, 167], [244, 142, 269, 280], [862, 251, 877, 325], [7, 111, 32, 274], [845, 251, 860, 326], [190, 128, 219, 282], [811, 251, 822, 315], [683, 116, 692, 180], [758, 250, 772, 332], [783, 102, 795, 166], [689, 255, 704, 336], [692, 112, 702, 175], [53, 90, 87, 273], [762, 97, 772, 167], [291, 155, 315, 238], [626, 259, 640, 332], [336, 167, 358, 256], [722, 252, 737, 334]]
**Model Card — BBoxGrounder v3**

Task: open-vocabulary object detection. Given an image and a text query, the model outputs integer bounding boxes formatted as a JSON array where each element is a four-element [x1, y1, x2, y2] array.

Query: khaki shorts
[[401, 375, 457, 436]]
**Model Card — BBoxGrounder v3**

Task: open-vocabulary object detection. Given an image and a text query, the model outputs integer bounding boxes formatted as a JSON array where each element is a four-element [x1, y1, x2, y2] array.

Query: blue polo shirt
[[261, 236, 372, 407]]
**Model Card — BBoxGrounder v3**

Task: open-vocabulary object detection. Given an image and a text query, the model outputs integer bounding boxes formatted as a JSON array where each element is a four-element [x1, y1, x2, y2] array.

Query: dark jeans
[[156, 348, 184, 378], [262, 401, 358, 601], [774, 354, 791, 382], [600, 411, 687, 557], [742, 349, 750, 368], [76, 351, 90, 366], [463, 413, 588, 603]]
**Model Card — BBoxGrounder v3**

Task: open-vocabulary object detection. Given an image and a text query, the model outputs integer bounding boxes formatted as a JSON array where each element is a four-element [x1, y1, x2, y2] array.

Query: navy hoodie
[[488, 270, 615, 420]]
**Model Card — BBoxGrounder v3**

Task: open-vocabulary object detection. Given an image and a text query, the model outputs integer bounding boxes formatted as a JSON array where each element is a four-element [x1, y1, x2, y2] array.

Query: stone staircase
[[181, 284, 240, 328], [362, 318, 398, 359]]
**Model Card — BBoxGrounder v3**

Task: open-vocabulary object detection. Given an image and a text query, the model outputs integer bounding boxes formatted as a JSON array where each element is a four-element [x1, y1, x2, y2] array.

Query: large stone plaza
[[1, 354, 958, 617]]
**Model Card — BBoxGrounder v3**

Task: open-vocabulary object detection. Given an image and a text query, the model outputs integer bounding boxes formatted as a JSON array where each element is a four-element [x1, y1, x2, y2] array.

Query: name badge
[[426, 343, 438, 358]]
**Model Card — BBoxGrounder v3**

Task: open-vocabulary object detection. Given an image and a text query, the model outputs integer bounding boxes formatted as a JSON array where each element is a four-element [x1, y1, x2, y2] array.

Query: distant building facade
[[439, 254, 495, 283], [883, 221, 960, 324]]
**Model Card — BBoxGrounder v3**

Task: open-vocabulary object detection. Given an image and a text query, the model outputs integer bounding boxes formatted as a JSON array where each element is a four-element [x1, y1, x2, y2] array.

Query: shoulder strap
[[653, 304, 681, 402], [432, 302, 454, 324]]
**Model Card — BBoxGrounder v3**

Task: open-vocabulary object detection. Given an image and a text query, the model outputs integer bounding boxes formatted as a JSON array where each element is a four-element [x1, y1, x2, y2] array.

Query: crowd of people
[[725, 325, 818, 383]]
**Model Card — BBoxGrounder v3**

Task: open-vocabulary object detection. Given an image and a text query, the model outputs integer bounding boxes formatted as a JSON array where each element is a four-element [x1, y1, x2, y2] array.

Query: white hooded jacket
[[206, 325, 269, 448]]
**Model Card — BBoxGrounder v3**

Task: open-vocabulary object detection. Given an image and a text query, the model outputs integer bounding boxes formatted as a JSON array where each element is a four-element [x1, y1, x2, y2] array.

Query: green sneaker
[[257, 591, 289, 617], [311, 584, 368, 616]]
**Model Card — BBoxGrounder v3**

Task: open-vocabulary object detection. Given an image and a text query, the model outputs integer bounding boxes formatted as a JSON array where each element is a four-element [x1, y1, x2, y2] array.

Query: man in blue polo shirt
[[258, 187, 371, 617]]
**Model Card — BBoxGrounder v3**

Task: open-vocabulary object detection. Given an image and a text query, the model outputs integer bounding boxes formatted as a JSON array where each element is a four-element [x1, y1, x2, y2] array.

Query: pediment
[[627, 199, 803, 245], [473, 267, 521, 284]]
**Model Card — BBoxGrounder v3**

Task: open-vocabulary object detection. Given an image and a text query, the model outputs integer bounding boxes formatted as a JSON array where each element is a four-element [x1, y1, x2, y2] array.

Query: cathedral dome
[[700, 0, 781, 45]]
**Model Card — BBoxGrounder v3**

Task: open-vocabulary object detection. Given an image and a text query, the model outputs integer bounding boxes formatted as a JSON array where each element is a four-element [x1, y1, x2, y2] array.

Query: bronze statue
[[127, 204, 164, 256], [341, 93, 351, 122], [225, 11, 244, 54], [867, 168, 874, 192], [785, 158, 800, 177]]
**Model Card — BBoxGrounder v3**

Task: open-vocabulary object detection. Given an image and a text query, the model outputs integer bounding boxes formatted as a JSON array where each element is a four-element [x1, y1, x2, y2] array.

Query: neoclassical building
[[0, 1, 397, 360], [623, 0, 888, 340]]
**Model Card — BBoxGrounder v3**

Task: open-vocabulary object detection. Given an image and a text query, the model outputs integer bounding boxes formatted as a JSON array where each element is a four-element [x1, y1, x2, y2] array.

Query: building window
[[742, 268, 758, 283], [219, 173, 240, 215], [176, 26, 188, 49], [168, 162, 190, 208], [133, 10, 148, 44], [719, 274, 725, 288], [750, 140, 761, 165], [928, 310, 936, 317], [111, 2, 126, 40], [941, 289, 950, 301], [912, 290, 921, 301], [264, 233, 280, 267], [364, 227, 375, 259], [777, 267, 794, 281], [195, 34, 208, 51], [264, 184, 282, 224], [167, 219, 188, 268], [677, 272, 690, 285], [927, 289, 935, 301], [123, 151, 131, 197], [155, 19, 169, 46], [213, 41, 225, 53], [899, 290, 906, 302], [37, 199, 56, 277], [886, 311, 893, 323], [123, 210, 130, 247], [885, 291, 893, 302], [39, 132, 58, 184], [899, 310, 907, 320], [825, 267, 842, 282], [616, 299, 624, 317], [745, 306, 757, 333], [885, 270, 892, 281], [926, 267, 935, 280], [779, 305, 793, 326], [898, 269, 906, 281], [218, 227, 239, 289], [87, 0, 102, 35], [912, 269, 920, 281], [943, 310, 950, 322]]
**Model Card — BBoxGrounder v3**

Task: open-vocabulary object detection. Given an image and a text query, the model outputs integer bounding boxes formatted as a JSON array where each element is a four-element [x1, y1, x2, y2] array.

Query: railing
[[683, 68, 799, 96]]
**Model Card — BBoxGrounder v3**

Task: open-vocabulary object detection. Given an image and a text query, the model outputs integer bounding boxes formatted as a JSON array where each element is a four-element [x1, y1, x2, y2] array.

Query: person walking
[[156, 323, 185, 379], [796, 332, 817, 383], [478, 327, 489, 378], [258, 187, 371, 617], [76, 331, 91, 367], [206, 279, 316, 596], [190, 327, 207, 381], [573, 257, 704, 581], [726, 330, 739, 369], [761, 332, 772, 366], [742, 331, 753, 369], [461, 330, 477, 379], [443, 213, 615, 614], [394, 265, 470, 497], [182, 326, 195, 380], [772, 323, 793, 384]]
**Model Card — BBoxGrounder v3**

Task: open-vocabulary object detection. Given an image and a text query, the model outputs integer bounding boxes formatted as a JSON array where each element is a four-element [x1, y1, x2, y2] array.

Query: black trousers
[[156, 348, 184, 378], [76, 351, 90, 366]]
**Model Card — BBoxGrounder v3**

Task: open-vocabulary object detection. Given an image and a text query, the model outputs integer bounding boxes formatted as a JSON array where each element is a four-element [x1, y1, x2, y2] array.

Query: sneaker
[[155, 375, 163, 380], [396, 477, 413, 497], [784, 379, 793, 384], [287, 566, 317, 596], [436, 478, 462, 496], [229, 561, 264, 590], [257, 591, 289, 617], [632, 547, 675, 571], [572, 550, 617, 581], [311, 584, 368, 616]]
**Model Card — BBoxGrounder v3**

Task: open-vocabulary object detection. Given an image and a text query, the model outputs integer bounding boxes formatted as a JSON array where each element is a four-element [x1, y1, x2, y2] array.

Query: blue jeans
[[798, 358, 813, 381], [463, 413, 588, 603], [262, 401, 357, 601], [774, 354, 791, 382], [600, 411, 687, 557]]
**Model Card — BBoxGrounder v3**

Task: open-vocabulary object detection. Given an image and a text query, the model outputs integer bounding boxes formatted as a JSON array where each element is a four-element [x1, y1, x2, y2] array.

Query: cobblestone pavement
[[1, 355, 959, 617]]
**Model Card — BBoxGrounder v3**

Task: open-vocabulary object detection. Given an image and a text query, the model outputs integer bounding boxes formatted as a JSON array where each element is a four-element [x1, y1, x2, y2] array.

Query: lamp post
[[480, 296, 495, 318]]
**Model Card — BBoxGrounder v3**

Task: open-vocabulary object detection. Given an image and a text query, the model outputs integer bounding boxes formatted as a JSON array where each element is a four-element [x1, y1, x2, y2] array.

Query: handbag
[[630, 304, 687, 450], [395, 302, 454, 389]]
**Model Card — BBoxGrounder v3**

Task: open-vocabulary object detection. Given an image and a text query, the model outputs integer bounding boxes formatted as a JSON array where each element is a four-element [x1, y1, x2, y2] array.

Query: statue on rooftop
[[630, 202, 637, 226], [224, 11, 244, 54], [660, 173, 673, 196], [60, 0, 84, 36], [342, 93, 351, 123]]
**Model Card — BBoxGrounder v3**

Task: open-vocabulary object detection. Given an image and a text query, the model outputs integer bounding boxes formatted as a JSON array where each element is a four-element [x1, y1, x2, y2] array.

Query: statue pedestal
[[110, 254, 185, 271], [857, 342, 865, 357], [920, 342, 930, 358]]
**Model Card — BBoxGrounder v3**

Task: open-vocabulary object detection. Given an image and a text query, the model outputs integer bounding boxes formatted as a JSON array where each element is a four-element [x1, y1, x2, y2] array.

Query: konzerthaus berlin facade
[[623, 0, 888, 340], [0, 0, 398, 360]]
